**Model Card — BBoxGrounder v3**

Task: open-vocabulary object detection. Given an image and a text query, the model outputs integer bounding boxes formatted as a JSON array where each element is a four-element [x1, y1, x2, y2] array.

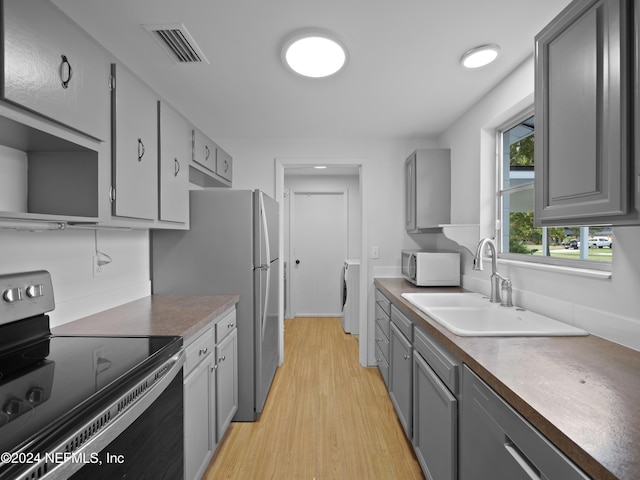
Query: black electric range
[[0, 271, 183, 480]]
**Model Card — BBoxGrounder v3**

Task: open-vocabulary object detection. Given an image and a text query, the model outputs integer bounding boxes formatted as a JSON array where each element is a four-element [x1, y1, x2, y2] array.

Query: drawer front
[[215, 308, 237, 343], [184, 327, 213, 376], [375, 343, 389, 388], [375, 321, 390, 363], [375, 289, 391, 316], [391, 304, 413, 342], [414, 326, 459, 394], [375, 304, 390, 339]]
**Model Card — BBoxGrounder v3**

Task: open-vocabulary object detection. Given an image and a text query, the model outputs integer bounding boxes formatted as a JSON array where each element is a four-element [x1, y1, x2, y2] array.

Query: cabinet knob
[[219, 355, 226, 362], [199, 347, 208, 356], [403, 355, 411, 360]]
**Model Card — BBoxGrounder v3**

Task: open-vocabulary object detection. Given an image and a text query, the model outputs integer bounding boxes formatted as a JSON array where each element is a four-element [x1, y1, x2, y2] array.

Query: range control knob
[[3, 287, 23, 303], [3, 399, 22, 416], [25, 284, 44, 298], [26, 387, 44, 404]]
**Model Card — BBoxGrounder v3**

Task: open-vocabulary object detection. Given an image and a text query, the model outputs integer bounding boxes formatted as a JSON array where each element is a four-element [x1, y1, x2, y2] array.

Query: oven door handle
[[25, 349, 185, 480]]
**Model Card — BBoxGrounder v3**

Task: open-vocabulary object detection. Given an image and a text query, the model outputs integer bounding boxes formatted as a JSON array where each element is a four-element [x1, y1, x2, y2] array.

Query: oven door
[[18, 350, 185, 480]]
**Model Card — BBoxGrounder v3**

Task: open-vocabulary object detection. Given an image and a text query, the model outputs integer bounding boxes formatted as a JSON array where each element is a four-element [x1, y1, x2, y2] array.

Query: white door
[[291, 191, 347, 316]]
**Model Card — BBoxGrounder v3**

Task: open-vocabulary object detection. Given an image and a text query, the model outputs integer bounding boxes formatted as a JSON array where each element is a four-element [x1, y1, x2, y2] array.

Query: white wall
[[0, 228, 150, 327], [438, 56, 640, 351]]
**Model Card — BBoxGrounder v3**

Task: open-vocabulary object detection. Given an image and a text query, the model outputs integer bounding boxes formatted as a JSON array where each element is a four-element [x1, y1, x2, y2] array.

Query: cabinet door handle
[[205, 145, 211, 161], [403, 354, 411, 360], [174, 158, 180, 177], [504, 436, 541, 480], [60, 54, 73, 89], [224, 159, 229, 172], [137, 138, 145, 161]]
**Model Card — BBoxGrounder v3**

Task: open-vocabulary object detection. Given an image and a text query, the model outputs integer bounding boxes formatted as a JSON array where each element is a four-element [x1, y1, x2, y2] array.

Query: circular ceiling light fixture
[[282, 28, 349, 78], [460, 44, 501, 68]]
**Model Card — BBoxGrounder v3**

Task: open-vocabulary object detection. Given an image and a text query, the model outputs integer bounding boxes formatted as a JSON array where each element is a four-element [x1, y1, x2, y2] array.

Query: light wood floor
[[203, 317, 424, 480]]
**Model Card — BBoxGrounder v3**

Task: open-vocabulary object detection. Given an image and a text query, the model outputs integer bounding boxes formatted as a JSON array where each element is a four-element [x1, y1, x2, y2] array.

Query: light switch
[[371, 246, 380, 259]]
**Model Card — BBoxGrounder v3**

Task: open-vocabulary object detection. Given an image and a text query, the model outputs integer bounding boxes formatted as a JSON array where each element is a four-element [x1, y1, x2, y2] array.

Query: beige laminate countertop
[[52, 294, 239, 342], [375, 278, 640, 480]]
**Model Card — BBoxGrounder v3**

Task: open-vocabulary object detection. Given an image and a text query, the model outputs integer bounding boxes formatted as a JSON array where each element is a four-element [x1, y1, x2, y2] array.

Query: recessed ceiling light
[[460, 44, 500, 68], [314, 165, 327, 169], [282, 28, 348, 78]]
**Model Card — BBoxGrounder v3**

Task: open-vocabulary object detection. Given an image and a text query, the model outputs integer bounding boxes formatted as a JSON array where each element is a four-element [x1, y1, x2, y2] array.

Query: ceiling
[[52, 0, 570, 141]]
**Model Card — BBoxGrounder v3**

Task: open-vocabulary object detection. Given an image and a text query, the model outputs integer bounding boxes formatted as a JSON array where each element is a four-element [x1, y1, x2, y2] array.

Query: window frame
[[495, 108, 612, 273]]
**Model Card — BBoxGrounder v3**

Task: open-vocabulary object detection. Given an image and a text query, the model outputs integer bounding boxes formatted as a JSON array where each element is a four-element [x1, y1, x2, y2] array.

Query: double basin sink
[[401, 292, 588, 337]]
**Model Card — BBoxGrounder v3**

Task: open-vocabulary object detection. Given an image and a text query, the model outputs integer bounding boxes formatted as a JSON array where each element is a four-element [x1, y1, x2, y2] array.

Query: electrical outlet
[[93, 346, 104, 372], [93, 256, 104, 277]]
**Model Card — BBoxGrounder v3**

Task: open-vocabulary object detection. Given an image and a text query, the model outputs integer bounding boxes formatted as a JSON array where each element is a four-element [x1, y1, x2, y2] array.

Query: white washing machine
[[341, 259, 360, 334]]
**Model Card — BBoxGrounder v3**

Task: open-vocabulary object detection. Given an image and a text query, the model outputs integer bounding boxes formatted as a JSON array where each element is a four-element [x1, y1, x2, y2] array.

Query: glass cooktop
[[0, 333, 182, 456]]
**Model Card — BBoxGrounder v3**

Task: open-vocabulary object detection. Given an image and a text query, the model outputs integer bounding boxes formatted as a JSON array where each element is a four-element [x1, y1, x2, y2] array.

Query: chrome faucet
[[473, 237, 513, 307]]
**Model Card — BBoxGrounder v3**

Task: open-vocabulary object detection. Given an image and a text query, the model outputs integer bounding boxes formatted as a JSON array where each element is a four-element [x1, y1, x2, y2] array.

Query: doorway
[[290, 190, 347, 317], [276, 160, 368, 366]]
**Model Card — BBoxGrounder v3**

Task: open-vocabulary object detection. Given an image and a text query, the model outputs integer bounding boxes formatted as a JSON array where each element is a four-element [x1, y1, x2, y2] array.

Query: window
[[497, 111, 612, 267]]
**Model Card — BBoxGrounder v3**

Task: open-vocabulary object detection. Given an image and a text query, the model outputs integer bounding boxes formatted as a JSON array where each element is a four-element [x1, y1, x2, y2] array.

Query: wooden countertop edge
[[374, 278, 620, 480]]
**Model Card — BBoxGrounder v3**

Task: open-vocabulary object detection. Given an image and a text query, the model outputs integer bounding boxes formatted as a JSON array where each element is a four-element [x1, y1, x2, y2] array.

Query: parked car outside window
[[564, 239, 579, 249], [588, 237, 612, 248]]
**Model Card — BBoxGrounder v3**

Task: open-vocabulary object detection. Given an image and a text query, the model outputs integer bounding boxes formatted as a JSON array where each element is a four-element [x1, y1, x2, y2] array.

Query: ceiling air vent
[[142, 23, 209, 64]]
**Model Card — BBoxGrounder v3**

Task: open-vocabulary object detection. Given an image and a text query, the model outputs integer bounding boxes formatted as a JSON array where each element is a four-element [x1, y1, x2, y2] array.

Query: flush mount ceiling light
[[282, 28, 348, 78], [460, 44, 500, 68]]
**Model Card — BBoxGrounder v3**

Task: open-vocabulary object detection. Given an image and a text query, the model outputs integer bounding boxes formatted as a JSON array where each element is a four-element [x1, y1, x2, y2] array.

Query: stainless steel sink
[[401, 293, 588, 337]]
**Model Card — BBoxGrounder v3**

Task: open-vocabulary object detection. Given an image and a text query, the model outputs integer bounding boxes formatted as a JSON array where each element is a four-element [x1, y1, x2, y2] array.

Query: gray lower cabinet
[[184, 307, 238, 480], [214, 313, 238, 444], [460, 366, 589, 480], [413, 327, 458, 480], [389, 305, 414, 439], [184, 328, 214, 480], [534, 0, 640, 226], [374, 289, 391, 387]]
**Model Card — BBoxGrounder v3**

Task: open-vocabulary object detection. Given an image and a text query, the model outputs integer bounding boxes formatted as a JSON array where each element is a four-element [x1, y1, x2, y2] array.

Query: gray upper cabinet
[[191, 127, 233, 188], [405, 149, 451, 232], [216, 146, 233, 183], [158, 101, 189, 224], [110, 63, 158, 221], [192, 128, 216, 173], [2, 0, 109, 141], [534, 0, 640, 226]]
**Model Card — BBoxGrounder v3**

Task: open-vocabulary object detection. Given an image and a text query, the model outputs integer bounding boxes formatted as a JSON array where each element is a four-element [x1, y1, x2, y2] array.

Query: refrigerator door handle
[[259, 192, 271, 339]]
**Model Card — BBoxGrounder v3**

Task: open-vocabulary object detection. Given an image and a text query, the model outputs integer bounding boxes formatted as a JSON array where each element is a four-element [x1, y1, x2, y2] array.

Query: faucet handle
[[500, 278, 513, 307]]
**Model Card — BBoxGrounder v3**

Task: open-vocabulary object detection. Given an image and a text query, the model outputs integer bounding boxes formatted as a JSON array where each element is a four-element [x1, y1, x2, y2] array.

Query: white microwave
[[401, 250, 460, 286]]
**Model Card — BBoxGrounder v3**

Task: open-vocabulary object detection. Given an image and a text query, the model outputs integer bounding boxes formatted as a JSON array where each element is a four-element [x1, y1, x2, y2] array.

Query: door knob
[[295, 259, 301, 265]]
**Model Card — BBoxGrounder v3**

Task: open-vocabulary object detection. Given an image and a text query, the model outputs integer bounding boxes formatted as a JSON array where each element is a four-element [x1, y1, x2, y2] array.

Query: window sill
[[497, 256, 612, 280]]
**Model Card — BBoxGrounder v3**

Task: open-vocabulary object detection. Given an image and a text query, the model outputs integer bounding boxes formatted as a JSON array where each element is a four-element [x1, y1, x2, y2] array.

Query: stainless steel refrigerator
[[151, 189, 279, 421]]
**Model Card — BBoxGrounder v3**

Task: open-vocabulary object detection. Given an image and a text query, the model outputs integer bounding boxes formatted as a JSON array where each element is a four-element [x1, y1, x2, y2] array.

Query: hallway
[[203, 317, 424, 479]]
